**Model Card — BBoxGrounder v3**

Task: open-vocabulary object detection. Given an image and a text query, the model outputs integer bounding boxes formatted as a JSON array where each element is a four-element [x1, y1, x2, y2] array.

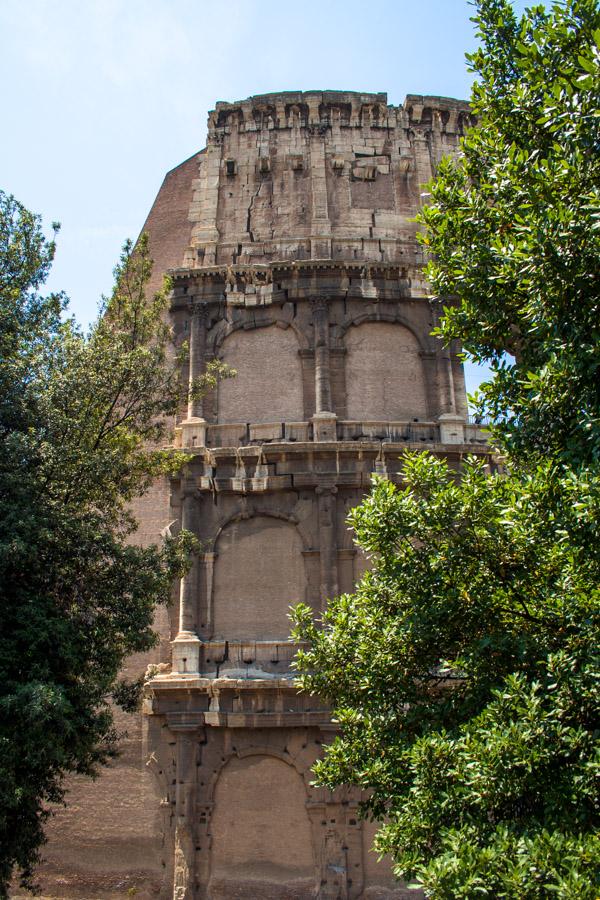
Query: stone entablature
[[209, 90, 472, 131], [170, 260, 425, 315], [175, 421, 488, 449]]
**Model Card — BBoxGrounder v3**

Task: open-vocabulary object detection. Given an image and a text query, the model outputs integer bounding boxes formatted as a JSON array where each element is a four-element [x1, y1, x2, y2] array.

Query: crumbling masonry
[[40, 91, 492, 900]]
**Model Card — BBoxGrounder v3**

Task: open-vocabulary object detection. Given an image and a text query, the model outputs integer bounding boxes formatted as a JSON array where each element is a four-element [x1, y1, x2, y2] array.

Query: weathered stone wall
[[183, 91, 474, 272], [212, 516, 307, 642], [345, 321, 427, 420], [33, 91, 490, 900], [209, 755, 315, 898], [217, 325, 304, 424]]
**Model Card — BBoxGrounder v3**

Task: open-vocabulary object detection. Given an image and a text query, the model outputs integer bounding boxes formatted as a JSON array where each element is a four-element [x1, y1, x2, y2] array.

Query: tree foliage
[[421, 0, 600, 464], [294, 457, 600, 897], [0, 192, 226, 894], [293, 2, 600, 897]]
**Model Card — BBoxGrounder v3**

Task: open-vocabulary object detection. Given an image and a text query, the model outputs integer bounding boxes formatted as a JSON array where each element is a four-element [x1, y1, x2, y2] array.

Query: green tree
[[422, 0, 600, 465], [294, 455, 600, 897], [293, 2, 600, 897], [0, 192, 226, 895]]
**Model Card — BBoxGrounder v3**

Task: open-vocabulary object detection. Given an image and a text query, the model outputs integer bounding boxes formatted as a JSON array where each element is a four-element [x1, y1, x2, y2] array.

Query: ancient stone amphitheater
[[39, 91, 491, 900]]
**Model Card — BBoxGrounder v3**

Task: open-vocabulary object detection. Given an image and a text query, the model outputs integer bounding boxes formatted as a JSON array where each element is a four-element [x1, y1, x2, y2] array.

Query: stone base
[[180, 417, 207, 449], [312, 412, 337, 442], [438, 413, 465, 444], [171, 631, 202, 674]]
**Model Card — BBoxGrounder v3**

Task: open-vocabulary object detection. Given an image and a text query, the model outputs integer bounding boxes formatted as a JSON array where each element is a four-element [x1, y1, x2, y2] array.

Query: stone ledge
[[172, 419, 490, 451], [169, 257, 420, 281], [147, 674, 297, 691]]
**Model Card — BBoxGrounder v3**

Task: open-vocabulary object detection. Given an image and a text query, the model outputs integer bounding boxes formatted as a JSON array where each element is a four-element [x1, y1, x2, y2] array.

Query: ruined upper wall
[[182, 90, 473, 271]]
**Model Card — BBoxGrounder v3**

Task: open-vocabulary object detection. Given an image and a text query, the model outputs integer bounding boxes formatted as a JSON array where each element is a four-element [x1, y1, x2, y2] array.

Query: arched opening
[[208, 755, 315, 899], [212, 516, 306, 641], [345, 321, 427, 421], [217, 325, 303, 424]]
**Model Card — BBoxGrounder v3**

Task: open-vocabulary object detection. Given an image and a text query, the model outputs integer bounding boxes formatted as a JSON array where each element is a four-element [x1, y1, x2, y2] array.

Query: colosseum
[[39, 90, 491, 900]]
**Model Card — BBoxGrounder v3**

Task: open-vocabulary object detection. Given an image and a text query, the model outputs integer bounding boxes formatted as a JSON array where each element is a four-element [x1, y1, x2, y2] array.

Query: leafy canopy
[[421, 0, 600, 464], [0, 192, 227, 895], [293, 2, 600, 897], [294, 457, 600, 898]]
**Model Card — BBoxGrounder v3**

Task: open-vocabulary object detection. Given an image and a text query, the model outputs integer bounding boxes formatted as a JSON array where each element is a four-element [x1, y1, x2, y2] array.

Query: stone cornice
[[168, 258, 415, 281], [208, 90, 473, 135]]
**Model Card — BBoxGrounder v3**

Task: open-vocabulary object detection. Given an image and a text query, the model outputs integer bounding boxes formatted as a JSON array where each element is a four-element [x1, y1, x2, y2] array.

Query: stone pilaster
[[172, 476, 201, 674], [309, 128, 331, 259], [311, 297, 337, 441], [439, 341, 457, 416], [187, 302, 208, 419], [180, 302, 208, 449], [430, 301, 466, 443], [317, 485, 339, 607], [198, 551, 217, 640], [189, 130, 222, 265], [411, 129, 433, 195], [312, 297, 332, 414], [172, 732, 197, 900]]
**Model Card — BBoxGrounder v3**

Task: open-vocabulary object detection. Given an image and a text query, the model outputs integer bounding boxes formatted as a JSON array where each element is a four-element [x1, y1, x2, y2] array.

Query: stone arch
[[339, 310, 426, 351], [211, 515, 307, 641], [208, 753, 315, 899], [210, 315, 310, 354], [206, 745, 314, 803], [344, 320, 428, 421], [210, 506, 311, 556], [216, 322, 304, 424]]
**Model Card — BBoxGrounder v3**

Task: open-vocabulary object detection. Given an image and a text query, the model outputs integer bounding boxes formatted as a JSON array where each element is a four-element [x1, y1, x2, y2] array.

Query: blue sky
[[1, 0, 529, 396]]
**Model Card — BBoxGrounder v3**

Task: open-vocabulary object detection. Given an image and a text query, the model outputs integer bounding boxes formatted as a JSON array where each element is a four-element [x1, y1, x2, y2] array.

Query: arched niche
[[345, 321, 427, 421], [208, 755, 315, 899], [212, 516, 306, 641], [217, 325, 304, 424]]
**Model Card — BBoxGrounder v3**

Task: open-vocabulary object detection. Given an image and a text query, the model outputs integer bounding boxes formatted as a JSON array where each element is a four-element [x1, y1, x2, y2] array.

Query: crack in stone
[[246, 181, 262, 242]]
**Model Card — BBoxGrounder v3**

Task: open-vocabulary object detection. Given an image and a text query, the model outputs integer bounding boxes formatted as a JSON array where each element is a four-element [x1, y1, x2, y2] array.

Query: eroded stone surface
[[35, 91, 491, 900]]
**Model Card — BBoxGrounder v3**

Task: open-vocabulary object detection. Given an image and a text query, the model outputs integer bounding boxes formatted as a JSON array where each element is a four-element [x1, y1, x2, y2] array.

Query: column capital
[[189, 299, 210, 322], [309, 294, 329, 313], [180, 474, 199, 499], [315, 482, 338, 496]]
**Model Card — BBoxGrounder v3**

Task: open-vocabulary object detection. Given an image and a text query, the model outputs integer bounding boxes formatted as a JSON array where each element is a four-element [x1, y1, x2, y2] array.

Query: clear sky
[[1, 0, 529, 396]]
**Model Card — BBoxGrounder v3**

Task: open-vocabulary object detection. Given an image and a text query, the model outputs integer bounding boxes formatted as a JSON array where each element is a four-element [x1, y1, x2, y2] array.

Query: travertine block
[[439, 412, 466, 444]]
